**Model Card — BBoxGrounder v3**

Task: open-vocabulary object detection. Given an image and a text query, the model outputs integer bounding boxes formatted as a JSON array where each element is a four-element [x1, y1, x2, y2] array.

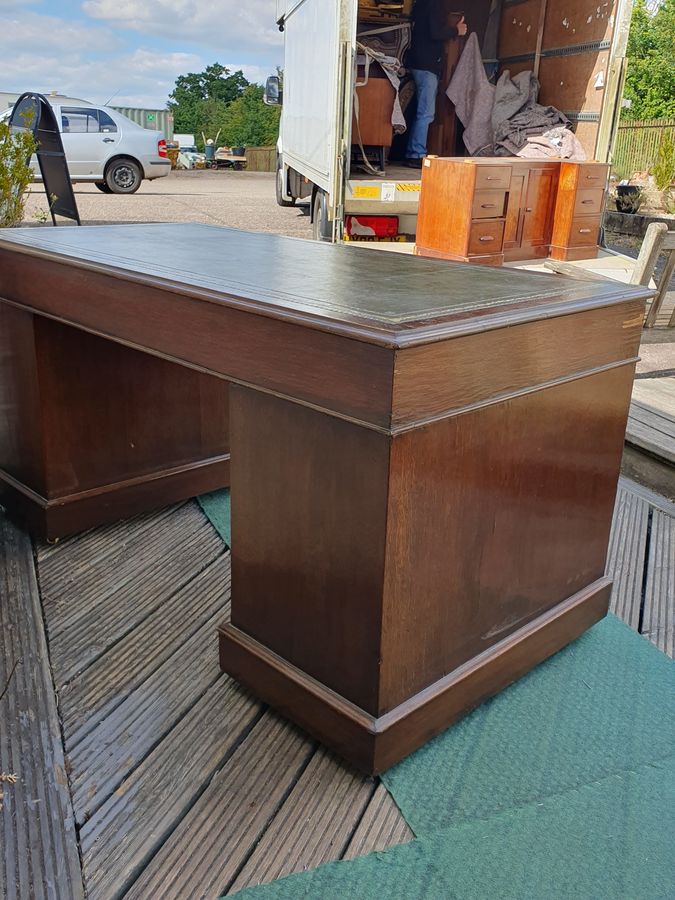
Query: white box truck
[[267, 0, 634, 242]]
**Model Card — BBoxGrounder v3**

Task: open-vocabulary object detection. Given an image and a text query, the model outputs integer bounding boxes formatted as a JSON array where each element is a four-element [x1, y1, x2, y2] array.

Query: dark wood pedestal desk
[[0, 224, 650, 773]]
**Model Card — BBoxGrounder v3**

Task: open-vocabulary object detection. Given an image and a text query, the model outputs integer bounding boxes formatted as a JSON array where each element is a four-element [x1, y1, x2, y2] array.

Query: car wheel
[[94, 182, 113, 194], [105, 159, 142, 194], [312, 189, 332, 241], [276, 159, 296, 208]]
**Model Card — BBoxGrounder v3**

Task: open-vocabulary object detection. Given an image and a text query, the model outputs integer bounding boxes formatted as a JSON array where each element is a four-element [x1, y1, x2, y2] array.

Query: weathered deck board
[[618, 475, 675, 516], [80, 677, 263, 900], [124, 712, 316, 900], [228, 748, 376, 893], [642, 510, 675, 658], [633, 377, 675, 410], [627, 377, 675, 465], [0, 515, 83, 900], [68, 604, 225, 824], [343, 783, 415, 859], [60, 552, 229, 748], [627, 402, 675, 464], [39, 502, 206, 626], [606, 484, 650, 629], [35, 502, 184, 567], [43, 503, 223, 684]]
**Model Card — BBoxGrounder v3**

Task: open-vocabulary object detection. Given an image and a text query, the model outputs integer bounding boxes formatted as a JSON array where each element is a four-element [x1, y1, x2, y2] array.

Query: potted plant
[[615, 181, 644, 214]]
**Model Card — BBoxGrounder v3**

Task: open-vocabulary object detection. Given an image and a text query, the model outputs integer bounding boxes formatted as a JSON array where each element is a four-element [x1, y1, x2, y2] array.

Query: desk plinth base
[[219, 579, 610, 774], [0, 302, 230, 539], [0, 455, 230, 542]]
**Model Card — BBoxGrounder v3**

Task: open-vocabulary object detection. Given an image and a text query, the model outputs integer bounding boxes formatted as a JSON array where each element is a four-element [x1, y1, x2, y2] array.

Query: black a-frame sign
[[10, 92, 80, 225]]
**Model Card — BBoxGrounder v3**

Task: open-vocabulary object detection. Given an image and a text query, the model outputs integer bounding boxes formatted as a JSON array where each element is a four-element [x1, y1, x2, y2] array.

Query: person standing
[[405, 2, 467, 167]]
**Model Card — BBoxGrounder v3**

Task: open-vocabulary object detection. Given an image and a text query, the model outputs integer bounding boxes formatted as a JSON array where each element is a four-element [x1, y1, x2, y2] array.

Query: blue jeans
[[407, 69, 438, 158]]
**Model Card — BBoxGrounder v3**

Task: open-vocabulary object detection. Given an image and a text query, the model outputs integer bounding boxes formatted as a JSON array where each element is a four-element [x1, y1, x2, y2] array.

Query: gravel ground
[[20, 170, 674, 373], [22, 169, 313, 239]]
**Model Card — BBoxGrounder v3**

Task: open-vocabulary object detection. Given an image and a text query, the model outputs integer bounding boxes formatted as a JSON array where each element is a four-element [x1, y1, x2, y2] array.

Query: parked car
[[0, 93, 171, 194]]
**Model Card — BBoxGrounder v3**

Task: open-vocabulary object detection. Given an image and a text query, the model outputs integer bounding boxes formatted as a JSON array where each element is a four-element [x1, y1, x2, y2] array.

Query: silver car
[[1, 94, 171, 194]]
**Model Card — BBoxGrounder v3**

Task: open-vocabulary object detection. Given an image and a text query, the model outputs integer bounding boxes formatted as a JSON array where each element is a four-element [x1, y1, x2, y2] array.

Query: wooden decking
[[628, 377, 675, 466], [1, 477, 673, 898]]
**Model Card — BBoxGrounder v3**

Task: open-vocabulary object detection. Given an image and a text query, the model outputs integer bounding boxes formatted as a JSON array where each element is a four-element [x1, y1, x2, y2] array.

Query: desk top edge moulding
[[0, 224, 653, 772], [0, 223, 648, 346]]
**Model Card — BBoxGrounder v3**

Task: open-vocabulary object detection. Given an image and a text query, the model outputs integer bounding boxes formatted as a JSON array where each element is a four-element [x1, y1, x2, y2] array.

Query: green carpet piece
[[197, 489, 231, 547], [229, 615, 674, 899], [232, 762, 675, 899], [382, 614, 675, 834]]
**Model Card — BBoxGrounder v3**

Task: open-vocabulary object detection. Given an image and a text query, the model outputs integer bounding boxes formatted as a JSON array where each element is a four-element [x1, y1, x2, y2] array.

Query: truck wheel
[[276, 159, 296, 207], [105, 158, 142, 194], [94, 182, 113, 193], [312, 189, 332, 241]]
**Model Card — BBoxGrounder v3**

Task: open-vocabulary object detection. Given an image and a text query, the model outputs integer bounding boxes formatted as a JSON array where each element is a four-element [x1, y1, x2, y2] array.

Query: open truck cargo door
[[278, 0, 357, 238], [497, 0, 634, 163]]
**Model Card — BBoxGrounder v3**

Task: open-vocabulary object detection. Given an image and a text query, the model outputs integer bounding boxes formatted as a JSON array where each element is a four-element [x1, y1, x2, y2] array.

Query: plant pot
[[615, 185, 643, 214]]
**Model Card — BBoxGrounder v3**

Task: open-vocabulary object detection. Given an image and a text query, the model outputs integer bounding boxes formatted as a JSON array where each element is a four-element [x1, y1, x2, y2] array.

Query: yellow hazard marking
[[396, 183, 421, 192], [352, 185, 381, 199]]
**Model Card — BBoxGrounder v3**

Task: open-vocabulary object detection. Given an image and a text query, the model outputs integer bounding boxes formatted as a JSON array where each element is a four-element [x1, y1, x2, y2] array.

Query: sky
[[0, 0, 284, 109]]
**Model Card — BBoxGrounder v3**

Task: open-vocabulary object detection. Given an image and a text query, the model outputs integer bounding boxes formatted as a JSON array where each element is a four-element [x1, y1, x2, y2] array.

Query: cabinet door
[[522, 167, 558, 248], [504, 171, 526, 250]]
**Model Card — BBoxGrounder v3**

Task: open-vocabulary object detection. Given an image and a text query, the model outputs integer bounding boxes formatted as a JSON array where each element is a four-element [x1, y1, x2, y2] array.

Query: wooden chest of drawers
[[415, 158, 513, 266], [550, 162, 610, 261], [416, 157, 609, 266]]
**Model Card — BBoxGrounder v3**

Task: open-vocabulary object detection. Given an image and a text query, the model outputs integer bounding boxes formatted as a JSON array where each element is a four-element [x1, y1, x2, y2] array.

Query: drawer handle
[[581, 199, 595, 204], [481, 203, 497, 208], [479, 235, 495, 242], [486, 176, 497, 180], [586, 175, 600, 180], [579, 228, 592, 234], [525, 207, 533, 212]]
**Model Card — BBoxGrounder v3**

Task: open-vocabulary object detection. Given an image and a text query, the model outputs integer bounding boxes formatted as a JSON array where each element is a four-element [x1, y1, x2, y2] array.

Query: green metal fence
[[613, 118, 675, 178]]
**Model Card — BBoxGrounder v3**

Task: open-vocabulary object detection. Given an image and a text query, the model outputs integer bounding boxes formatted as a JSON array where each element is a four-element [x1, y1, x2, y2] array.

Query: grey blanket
[[492, 69, 569, 156], [446, 32, 495, 156]]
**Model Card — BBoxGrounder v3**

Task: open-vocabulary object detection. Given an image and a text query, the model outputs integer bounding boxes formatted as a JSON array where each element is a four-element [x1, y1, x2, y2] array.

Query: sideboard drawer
[[475, 166, 511, 191], [574, 188, 605, 217], [566, 216, 602, 247], [468, 220, 505, 254], [576, 164, 610, 187], [472, 190, 507, 219]]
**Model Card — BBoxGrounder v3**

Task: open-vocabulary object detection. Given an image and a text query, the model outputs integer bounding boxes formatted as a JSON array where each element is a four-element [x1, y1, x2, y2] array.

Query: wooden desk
[[0, 223, 650, 772]]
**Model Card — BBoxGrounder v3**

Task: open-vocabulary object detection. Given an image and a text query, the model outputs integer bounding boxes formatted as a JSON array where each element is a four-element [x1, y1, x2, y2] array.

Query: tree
[[167, 63, 281, 149], [168, 63, 249, 136], [204, 85, 281, 148], [623, 0, 675, 119]]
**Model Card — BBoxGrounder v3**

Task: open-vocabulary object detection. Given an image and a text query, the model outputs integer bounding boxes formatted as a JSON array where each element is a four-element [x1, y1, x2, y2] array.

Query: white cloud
[[0, 8, 275, 107], [1, 9, 120, 51], [0, 47, 203, 108], [83, 0, 283, 53]]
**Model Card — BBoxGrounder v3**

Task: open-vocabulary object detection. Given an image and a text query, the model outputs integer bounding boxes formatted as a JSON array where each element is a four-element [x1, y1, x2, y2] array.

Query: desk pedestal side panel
[[220, 326, 639, 773], [0, 302, 230, 539]]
